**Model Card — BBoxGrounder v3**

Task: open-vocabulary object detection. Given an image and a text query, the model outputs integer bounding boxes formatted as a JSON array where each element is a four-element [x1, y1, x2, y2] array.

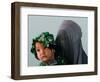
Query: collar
[[40, 60, 57, 66]]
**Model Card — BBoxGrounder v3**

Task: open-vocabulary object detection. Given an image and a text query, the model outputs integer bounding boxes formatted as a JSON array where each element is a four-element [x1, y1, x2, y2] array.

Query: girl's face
[[35, 42, 54, 62]]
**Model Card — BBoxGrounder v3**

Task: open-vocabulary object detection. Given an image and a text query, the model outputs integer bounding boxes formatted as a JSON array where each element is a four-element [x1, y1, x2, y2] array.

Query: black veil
[[55, 20, 87, 65]]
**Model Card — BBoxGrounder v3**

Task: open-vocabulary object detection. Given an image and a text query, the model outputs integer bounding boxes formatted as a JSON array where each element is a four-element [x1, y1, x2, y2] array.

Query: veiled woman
[[55, 20, 87, 65]]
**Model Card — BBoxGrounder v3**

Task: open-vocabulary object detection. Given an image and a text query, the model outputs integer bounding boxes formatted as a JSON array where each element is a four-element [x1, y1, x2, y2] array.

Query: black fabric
[[55, 20, 87, 64]]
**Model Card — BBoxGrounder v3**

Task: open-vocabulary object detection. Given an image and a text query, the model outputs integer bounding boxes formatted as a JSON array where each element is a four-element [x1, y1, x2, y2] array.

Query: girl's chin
[[41, 58, 49, 62]]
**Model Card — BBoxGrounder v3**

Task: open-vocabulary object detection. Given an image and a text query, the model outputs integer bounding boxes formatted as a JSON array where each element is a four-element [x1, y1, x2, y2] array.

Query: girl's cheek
[[37, 54, 41, 60]]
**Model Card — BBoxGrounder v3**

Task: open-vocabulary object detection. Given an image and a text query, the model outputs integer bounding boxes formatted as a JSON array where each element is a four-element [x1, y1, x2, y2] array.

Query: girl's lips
[[41, 55, 47, 59]]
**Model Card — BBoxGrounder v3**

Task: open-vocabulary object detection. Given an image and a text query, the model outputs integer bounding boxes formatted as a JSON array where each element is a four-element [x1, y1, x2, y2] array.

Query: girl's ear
[[52, 49, 55, 53]]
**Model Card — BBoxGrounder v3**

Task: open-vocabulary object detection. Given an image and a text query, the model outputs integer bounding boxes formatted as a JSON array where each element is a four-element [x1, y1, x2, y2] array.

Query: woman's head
[[31, 32, 56, 62]]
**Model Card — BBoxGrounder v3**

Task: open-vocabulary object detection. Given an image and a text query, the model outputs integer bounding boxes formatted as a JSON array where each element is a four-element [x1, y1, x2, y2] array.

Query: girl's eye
[[36, 49, 40, 52]]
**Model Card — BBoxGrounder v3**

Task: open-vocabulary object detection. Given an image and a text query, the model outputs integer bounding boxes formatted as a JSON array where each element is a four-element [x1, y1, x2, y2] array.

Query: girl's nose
[[40, 49, 45, 55]]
